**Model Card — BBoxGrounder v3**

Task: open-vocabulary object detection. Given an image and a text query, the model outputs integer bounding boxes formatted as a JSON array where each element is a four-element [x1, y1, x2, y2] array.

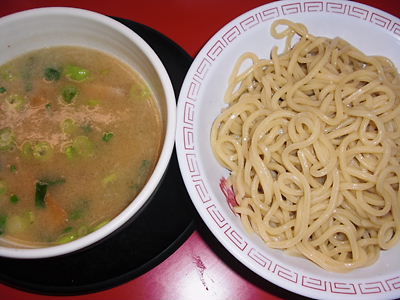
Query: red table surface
[[0, 1, 399, 300]]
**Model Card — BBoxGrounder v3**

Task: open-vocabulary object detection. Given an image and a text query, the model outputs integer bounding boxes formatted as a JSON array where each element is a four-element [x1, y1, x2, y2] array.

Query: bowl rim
[[0, 6, 176, 259]]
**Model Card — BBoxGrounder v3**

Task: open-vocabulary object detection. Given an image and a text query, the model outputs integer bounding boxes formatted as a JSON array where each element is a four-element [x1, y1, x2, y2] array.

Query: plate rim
[[176, 0, 400, 299]]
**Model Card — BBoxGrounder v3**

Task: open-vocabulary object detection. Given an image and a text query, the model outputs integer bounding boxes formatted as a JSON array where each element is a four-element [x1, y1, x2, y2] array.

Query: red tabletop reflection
[[0, 1, 399, 300]]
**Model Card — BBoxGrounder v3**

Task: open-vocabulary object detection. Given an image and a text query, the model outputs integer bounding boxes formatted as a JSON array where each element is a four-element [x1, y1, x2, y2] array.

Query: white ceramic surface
[[176, 1, 400, 299], [0, 7, 176, 258]]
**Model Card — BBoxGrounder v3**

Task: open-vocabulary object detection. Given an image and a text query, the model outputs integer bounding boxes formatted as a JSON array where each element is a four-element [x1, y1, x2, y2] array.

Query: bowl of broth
[[0, 7, 176, 258]]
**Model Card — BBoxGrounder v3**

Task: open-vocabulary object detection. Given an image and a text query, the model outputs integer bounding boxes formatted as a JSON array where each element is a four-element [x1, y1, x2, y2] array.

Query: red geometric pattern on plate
[[183, 102, 195, 125], [348, 5, 369, 20], [326, 1, 347, 14], [248, 248, 272, 270], [222, 25, 241, 44], [240, 14, 260, 31], [195, 57, 211, 80], [302, 276, 327, 291], [255, 7, 279, 22], [272, 264, 298, 283], [281, 2, 301, 15], [329, 282, 357, 294], [185, 153, 200, 177], [259, 6, 280, 21], [303, 1, 323, 13], [194, 180, 211, 203], [186, 78, 201, 101], [391, 23, 400, 37], [358, 281, 387, 294], [207, 40, 225, 61], [224, 227, 248, 251], [183, 127, 194, 150], [370, 12, 392, 28], [206, 204, 228, 228], [386, 276, 400, 290]]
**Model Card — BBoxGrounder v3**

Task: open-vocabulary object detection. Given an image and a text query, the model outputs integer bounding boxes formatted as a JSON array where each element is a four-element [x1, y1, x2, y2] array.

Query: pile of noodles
[[211, 19, 400, 272]]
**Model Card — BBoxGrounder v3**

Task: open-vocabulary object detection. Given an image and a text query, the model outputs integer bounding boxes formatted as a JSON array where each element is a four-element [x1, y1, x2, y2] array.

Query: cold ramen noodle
[[211, 19, 400, 272], [0, 46, 162, 246]]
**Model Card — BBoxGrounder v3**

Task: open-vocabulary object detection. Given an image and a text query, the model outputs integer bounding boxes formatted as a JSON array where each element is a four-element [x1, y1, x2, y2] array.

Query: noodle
[[211, 19, 400, 273]]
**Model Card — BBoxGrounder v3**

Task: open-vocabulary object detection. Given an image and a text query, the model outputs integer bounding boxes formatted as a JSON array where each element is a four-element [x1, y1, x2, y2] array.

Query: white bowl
[[176, 0, 400, 299], [0, 7, 176, 259]]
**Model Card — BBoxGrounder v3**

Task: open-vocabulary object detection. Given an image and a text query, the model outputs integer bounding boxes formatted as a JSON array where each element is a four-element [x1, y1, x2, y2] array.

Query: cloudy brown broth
[[0, 46, 162, 246]]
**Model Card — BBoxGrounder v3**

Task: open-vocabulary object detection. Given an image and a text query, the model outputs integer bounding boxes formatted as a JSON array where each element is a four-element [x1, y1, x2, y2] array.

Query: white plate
[[176, 1, 400, 299]]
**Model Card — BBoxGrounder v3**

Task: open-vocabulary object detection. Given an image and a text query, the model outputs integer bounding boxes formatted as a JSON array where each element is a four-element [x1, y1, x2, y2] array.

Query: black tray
[[0, 17, 196, 296]]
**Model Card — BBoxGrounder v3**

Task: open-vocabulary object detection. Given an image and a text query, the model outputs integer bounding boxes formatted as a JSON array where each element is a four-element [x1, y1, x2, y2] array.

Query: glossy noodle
[[211, 19, 400, 272]]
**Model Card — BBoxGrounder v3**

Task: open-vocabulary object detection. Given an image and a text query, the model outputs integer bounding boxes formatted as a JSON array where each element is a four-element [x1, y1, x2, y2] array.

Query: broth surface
[[0, 46, 162, 246]]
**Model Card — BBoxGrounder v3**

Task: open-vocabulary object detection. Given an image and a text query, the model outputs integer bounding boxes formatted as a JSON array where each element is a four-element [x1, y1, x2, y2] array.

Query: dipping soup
[[0, 46, 162, 246]]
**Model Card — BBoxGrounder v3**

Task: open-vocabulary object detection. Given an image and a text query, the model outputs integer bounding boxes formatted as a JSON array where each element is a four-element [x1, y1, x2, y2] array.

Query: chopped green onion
[[0, 87, 6, 93], [10, 165, 17, 173], [32, 142, 53, 161], [26, 211, 35, 224], [56, 233, 76, 244], [70, 209, 83, 221], [69, 200, 88, 221], [23, 141, 53, 161], [81, 123, 93, 133], [138, 160, 151, 186], [39, 177, 65, 186], [0, 214, 7, 235], [10, 194, 19, 204], [22, 142, 33, 157], [130, 160, 152, 193], [64, 136, 94, 159], [0, 68, 13, 81], [61, 85, 78, 104], [102, 132, 114, 142], [61, 118, 78, 134], [63, 226, 73, 233], [139, 160, 151, 177], [65, 65, 90, 81], [87, 99, 100, 108], [35, 181, 48, 208], [0, 127, 15, 151], [44, 67, 61, 81], [64, 145, 76, 159], [0, 180, 7, 195], [45, 103, 52, 110], [72, 136, 94, 157], [77, 226, 88, 237], [129, 183, 139, 191], [89, 219, 110, 233], [5, 94, 27, 111], [100, 69, 110, 76], [102, 173, 117, 186], [130, 83, 151, 100]]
